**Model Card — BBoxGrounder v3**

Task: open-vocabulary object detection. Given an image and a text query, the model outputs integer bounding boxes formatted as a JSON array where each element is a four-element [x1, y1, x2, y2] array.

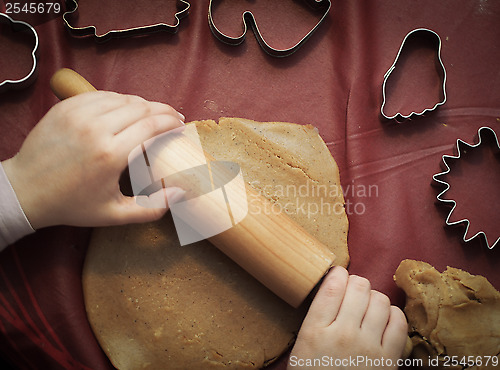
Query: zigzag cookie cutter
[[208, 0, 331, 57], [0, 12, 39, 92], [432, 126, 500, 249], [381, 28, 447, 121], [62, 0, 190, 42]]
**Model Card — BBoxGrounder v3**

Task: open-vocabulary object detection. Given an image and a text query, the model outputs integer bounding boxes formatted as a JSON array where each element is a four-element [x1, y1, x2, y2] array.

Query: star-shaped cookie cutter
[[432, 126, 500, 249], [208, 0, 331, 57], [62, 0, 190, 42], [0, 12, 39, 92]]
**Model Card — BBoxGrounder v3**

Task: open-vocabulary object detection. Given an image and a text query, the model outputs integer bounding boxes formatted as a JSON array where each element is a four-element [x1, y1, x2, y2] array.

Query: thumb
[[163, 186, 186, 208], [116, 187, 186, 224]]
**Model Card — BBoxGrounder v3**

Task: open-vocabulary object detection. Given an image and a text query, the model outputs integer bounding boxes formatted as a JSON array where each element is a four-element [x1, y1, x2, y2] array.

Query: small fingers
[[105, 187, 185, 225], [134, 187, 186, 210], [334, 275, 371, 328], [115, 114, 185, 160], [112, 196, 168, 225], [361, 290, 391, 340], [99, 100, 184, 134], [382, 306, 409, 359], [301, 266, 349, 328], [53, 91, 184, 134], [53, 91, 135, 125]]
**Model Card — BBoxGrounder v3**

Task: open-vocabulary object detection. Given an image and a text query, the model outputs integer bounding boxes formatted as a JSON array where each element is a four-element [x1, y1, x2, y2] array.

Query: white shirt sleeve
[[0, 162, 35, 250]]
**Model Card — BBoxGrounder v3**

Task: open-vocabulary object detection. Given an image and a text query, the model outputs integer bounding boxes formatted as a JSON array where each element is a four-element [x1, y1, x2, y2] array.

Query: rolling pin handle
[[50, 68, 97, 99]]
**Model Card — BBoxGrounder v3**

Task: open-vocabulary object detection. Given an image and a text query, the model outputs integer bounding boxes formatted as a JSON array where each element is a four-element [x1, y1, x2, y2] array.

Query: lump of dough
[[394, 259, 500, 370]]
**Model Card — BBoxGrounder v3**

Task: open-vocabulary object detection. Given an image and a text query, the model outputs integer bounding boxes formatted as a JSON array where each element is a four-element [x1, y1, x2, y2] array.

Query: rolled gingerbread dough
[[83, 118, 349, 369]]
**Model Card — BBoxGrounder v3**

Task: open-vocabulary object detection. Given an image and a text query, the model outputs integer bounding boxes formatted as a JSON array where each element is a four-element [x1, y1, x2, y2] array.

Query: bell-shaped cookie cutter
[[208, 0, 331, 57], [62, 0, 190, 42], [432, 126, 500, 249], [0, 12, 39, 92], [381, 28, 447, 121]]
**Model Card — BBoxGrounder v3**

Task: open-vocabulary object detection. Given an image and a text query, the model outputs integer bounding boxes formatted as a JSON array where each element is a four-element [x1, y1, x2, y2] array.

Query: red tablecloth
[[0, 0, 499, 368]]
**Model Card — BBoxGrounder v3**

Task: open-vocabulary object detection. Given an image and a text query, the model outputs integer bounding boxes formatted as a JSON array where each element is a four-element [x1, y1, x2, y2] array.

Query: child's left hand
[[2, 91, 185, 230]]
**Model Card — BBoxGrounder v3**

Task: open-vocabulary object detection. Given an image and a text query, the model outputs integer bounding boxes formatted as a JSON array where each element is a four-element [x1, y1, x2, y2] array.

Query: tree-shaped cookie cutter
[[208, 0, 331, 57], [381, 28, 447, 121], [62, 0, 190, 42], [0, 12, 39, 92], [432, 127, 500, 249]]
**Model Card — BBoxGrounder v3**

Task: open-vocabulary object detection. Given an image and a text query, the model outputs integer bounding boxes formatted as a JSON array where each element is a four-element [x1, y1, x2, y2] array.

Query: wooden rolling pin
[[50, 68, 336, 308]]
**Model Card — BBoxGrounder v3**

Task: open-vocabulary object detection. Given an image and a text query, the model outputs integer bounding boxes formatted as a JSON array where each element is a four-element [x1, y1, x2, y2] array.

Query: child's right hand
[[289, 266, 408, 370]]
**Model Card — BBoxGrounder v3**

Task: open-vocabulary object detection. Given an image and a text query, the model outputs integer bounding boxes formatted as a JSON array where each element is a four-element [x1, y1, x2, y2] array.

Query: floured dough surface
[[83, 118, 349, 369], [394, 259, 500, 370]]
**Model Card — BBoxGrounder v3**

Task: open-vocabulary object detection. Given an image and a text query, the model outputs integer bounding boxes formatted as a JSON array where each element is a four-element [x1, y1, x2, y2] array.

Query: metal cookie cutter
[[0, 12, 39, 92], [208, 0, 331, 57], [381, 28, 447, 121], [62, 0, 190, 42], [432, 127, 500, 249]]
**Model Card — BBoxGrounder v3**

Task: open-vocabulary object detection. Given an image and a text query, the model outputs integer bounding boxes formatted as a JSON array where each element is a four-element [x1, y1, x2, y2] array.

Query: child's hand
[[2, 91, 185, 230], [289, 266, 408, 370]]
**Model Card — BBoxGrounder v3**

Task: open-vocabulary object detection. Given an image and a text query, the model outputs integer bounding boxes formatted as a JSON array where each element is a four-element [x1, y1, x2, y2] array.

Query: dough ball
[[394, 259, 500, 370]]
